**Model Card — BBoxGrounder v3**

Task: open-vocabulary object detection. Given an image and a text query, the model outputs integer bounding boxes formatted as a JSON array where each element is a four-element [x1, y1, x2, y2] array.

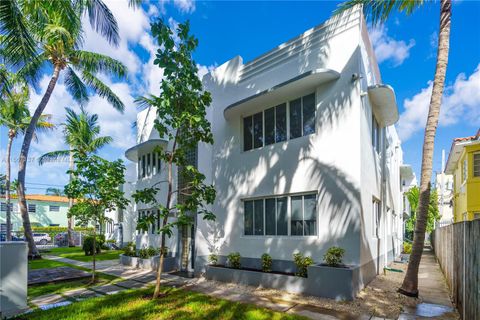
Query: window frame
[[28, 204, 36, 213], [242, 192, 317, 237], [242, 93, 316, 152], [473, 153, 480, 178], [49, 205, 60, 212], [372, 198, 380, 238]]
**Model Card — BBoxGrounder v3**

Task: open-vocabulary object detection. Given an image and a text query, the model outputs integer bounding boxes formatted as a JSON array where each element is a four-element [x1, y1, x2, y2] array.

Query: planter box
[[120, 254, 177, 272], [205, 264, 360, 301]]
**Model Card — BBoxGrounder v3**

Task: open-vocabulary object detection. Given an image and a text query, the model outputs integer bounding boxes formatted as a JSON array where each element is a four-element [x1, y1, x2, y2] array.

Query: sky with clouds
[[1, 0, 479, 194]]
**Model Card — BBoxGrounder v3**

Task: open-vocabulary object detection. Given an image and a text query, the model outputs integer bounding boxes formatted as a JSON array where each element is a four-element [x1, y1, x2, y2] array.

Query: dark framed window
[[49, 205, 60, 212], [253, 112, 263, 149], [243, 116, 253, 151], [147, 153, 151, 176], [244, 201, 253, 235], [28, 204, 36, 213], [473, 153, 480, 177], [264, 107, 275, 146], [289, 98, 302, 139], [302, 93, 316, 135], [275, 103, 287, 143], [142, 155, 146, 178]]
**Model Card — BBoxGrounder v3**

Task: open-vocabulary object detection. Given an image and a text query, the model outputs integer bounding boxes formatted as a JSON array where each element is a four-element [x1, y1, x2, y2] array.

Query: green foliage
[[293, 252, 314, 277], [323, 247, 345, 267], [24, 226, 94, 239], [138, 247, 158, 259], [208, 253, 218, 265], [227, 252, 241, 269], [261, 253, 273, 273], [403, 242, 412, 254], [405, 186, 440, 238], [82, 235, 105, 256], [136, 214, 156, 233], [122, 242, 136, 257], [132, 20, 216, 276]]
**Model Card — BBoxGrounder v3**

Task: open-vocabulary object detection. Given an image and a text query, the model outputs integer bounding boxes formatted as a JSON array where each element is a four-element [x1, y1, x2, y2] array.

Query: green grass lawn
[[18, 287, 306, 320], [43, 246, 122, 262], [28, 259, 119, 299]]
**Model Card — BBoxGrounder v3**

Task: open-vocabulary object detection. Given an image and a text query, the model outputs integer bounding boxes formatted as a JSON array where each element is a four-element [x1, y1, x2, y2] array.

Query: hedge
[[20, 226, 94, 239]]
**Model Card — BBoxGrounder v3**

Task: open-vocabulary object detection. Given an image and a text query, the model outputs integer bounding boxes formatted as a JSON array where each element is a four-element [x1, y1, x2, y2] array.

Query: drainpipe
[[381, 126, 388, 268], [463, 212, 466, 318]]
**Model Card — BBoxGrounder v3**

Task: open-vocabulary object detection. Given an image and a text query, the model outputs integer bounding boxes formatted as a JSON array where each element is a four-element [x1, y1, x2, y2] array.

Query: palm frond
[[65, 67, 89, 105], [72, 50, 127, 78], [81, 70, 125, 112], [82, 0, 120, 46], [0, 0, 37, 65], [17, 52, 48, 84], [38, 150, 70, 165], [135, 95, 158, 111], [335, 0, 425, 25], [90, 135, 113, 151]]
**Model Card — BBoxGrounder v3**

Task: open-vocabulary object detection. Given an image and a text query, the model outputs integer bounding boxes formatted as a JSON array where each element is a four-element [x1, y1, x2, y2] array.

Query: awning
[[125, 139, 168, 162], [368, 84, 399, 127], [224, 68, 340, 120]]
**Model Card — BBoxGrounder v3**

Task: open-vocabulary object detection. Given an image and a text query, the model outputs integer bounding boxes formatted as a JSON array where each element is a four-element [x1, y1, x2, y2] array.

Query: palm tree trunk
[[17, 65, 62, 258], [68, 150, 75, 246], [5, 134, 14, 241], [399, 0, 451, 297], [92, 226, 96, 283]]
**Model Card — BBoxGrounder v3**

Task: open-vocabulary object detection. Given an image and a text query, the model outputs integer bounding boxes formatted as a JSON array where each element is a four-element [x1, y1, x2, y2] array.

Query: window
[[473, 153, 480, 177], [138, 157, 141, 179], [152, 152, 157, 175], [372, 115, 381, 153], [28, 204, 36, 213], [474, 212, 480, 220], [147, 153, 151, 176], [243, 93, 315, 151], [1, 203, 13, 212], [157, 152, 161, 174], [372, 199, 380, 238], [49, 205, 60, 212], [142, 155, 146, 178], [244, 193, 316, 236], [462, 159, 467, 182]]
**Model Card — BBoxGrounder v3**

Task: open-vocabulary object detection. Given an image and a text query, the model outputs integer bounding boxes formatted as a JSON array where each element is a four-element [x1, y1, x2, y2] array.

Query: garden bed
[[119, 254, 177, 272], [206, 263, 361, 300]]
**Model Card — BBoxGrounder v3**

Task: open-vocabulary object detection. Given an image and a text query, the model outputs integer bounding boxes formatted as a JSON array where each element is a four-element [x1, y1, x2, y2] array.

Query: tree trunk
[[399, 0, 451, 297], [17, 65, 61, 258], [153, 131, 178, 299], [92, 226, 96, 283], [5, 134, 14, 241], [68, 150, 75, 247]]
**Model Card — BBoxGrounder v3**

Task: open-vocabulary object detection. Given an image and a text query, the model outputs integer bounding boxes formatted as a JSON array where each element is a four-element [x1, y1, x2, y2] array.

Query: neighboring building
[[400, 165, 417, 236], [0, 195, 69, 231], [121, 7, 406, 293], [435, 172, 454, 226], [445, 130, 480, 222]]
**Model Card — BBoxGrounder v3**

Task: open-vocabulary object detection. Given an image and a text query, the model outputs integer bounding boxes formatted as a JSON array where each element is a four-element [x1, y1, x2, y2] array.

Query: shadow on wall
[[32, 205, 52, 227], [198, 44, 377, 278]]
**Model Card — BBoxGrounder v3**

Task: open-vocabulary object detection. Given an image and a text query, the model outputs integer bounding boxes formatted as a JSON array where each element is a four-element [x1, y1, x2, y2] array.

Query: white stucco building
[[121, 7, 407, 292]]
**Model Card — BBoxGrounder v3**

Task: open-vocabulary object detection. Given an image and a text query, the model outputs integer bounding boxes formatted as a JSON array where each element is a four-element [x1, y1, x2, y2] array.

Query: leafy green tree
[[65, 154, 128, 282], [405, 186, 440, 238], [0, 73, 54, 240], [39, 107, 112, 246], [133, 19, 216, 299], [3, 1, 128, 258], [336, 0, 452, 297]]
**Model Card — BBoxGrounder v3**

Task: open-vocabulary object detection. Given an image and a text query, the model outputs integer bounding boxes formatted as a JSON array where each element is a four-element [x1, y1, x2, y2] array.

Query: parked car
[[33, 233, 51, 245], [0, 233, 24, 242], [54, 231, 81, 246]]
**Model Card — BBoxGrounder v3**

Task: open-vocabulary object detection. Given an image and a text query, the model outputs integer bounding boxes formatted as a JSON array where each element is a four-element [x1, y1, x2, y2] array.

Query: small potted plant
[[323, 246, 345, 267]]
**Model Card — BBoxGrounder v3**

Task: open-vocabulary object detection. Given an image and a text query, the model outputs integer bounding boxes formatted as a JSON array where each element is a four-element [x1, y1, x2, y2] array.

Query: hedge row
[[20, 226, 95, 239]]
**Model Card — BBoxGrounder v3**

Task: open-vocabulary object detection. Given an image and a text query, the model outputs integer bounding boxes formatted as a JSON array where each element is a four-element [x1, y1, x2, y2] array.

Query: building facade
[[0, 195, 69, 231], [445, 130, 480, 222], [122, 8, 406, 292]]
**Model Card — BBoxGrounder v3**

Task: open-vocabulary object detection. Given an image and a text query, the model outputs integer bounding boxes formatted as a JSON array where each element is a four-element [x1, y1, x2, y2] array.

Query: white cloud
[[397, 64, 480, 141], [369, 25, 415, 66], [173, 0, 195, 13]]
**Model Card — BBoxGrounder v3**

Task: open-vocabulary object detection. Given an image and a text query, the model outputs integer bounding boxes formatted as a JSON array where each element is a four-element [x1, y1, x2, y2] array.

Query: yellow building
[[445, 130, 480, 222]]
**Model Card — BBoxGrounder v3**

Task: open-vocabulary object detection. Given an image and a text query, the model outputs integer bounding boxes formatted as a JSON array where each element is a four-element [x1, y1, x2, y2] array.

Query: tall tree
[[65, 154, 128, 282], [1, 1, 127, 258], [0, 74, 54, 241], [39, 107, 112, 246], [336, 0, 451, 296], [133, 20, 216, 299]]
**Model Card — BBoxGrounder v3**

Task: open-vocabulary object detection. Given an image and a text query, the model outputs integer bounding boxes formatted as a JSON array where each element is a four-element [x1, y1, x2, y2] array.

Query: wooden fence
[[432, 220, 480, 320]]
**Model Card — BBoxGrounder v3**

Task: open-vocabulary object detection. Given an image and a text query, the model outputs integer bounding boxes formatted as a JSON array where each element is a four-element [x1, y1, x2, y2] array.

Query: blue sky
[[1, 0, 479, 193]]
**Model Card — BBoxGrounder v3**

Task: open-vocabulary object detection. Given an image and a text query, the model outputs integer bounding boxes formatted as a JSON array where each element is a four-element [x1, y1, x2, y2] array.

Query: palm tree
[[45, 188, 65, 196], [0, 1, 127, 258], [336, 0, 451, 296], [39, 107, 112, 246], [0, 74, 54, 241]]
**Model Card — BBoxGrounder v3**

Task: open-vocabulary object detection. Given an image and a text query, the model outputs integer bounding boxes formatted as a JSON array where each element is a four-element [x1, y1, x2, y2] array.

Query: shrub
[[293, 252, 314, 277], [208, 253, 218, 265], [122, 242, 136, 257], [403, 242, 412, 254], [227, 252, 241, 269], [323, 247, 345, 267], [137, 247, 159, 259], [261, 253, 273, 272], [82, 235, 105, 256]]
